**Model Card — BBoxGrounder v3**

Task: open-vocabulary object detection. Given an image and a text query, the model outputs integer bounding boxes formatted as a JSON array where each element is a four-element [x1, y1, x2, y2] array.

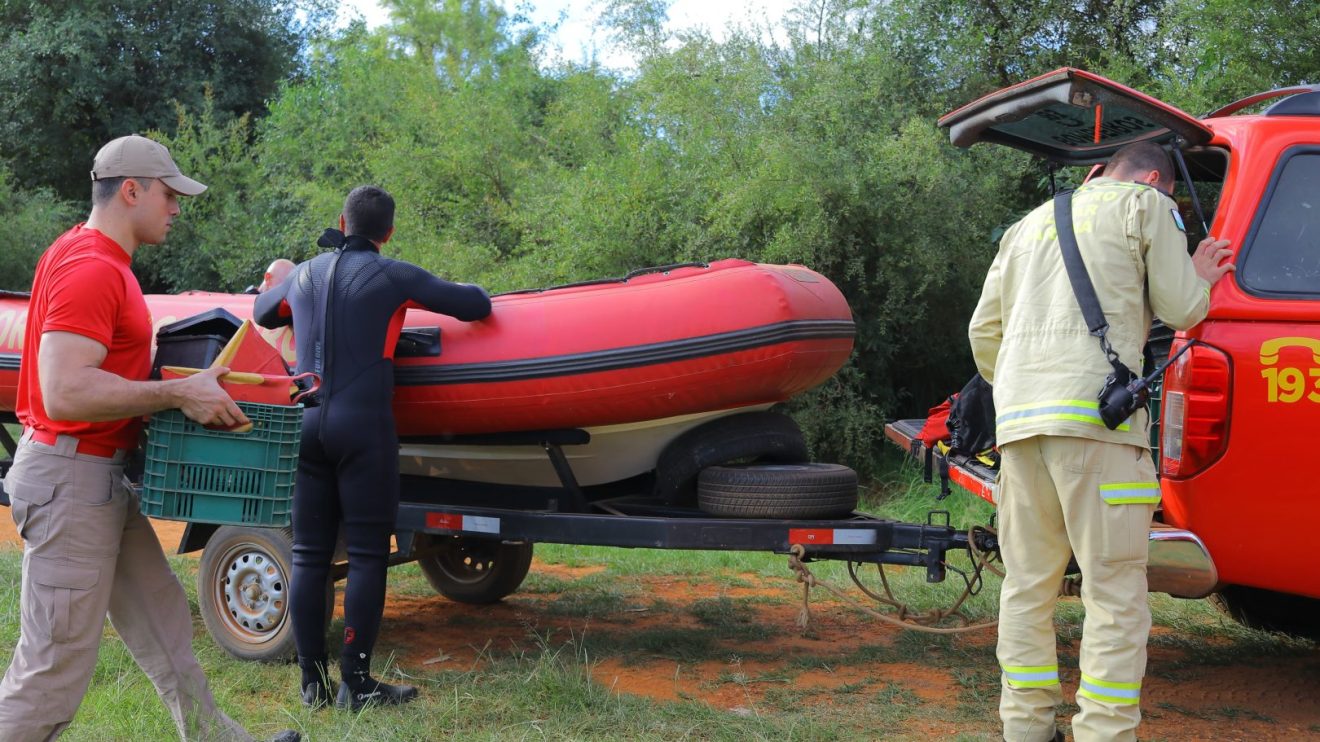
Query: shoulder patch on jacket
[[1170, 208, 1185, 232]]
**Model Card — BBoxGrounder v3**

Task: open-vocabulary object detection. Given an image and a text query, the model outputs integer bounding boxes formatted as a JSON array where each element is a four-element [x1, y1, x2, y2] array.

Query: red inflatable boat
[[0, 260, 853, 446]]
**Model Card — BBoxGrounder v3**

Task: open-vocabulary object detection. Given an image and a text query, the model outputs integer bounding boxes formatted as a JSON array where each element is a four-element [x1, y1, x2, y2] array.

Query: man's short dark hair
[[343, 185, 395, 242], [1109, 142, 1174, 184], [91, 176, 151, 206]]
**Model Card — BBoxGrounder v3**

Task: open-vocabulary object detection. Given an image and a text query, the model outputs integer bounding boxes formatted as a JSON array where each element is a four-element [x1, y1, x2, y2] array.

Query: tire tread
[[697, 463, 858, 518]]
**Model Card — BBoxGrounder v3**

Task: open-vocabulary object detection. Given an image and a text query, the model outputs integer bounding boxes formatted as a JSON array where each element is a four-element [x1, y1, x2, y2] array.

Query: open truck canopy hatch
[[938, 68, 1212, 164]]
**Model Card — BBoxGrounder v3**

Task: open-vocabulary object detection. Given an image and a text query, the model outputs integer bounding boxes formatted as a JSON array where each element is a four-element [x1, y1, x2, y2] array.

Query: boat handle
[[624, 262, 709, 280]]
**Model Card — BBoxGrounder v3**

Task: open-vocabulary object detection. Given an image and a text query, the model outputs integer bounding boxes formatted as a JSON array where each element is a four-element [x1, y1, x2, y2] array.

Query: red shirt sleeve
[[41, 256, 124, 347]]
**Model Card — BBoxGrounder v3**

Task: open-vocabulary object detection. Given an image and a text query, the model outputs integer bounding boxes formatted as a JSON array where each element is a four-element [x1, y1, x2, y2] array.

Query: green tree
[[0, 170, 79, 292], [382, 0, 539, 83], [0, 0, 329, 201], [1157, 0, 1320, 114], [135, 95, 305, 294]]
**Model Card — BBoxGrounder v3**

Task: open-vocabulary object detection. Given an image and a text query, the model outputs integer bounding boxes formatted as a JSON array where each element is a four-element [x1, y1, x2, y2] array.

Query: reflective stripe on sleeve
[[1077, 673, 1141, 705], [1002, 664, 1060, 689], [1099, 482, 1160, 505], [996, 400, 1131, 432]]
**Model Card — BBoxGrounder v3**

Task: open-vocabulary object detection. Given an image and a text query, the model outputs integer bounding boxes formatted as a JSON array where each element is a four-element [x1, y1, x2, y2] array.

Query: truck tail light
[[1160, 339, 1232, 479]]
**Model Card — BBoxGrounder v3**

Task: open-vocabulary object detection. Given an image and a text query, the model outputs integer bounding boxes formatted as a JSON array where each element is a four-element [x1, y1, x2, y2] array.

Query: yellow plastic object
[[210, 320, 251, 368], [161, 365, 264, 385]]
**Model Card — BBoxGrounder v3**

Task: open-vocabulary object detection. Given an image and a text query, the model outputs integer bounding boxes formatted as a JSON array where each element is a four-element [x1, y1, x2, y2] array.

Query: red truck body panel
[[1162, 116, 1320, 597]]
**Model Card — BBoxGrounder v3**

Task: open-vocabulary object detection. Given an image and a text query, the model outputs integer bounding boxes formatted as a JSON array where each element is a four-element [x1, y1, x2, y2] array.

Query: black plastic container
[[152, 308, 242, 379]]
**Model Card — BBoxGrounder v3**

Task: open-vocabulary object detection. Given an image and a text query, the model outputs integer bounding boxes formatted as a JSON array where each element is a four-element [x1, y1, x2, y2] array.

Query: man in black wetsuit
[[254, 186, 491, 710]]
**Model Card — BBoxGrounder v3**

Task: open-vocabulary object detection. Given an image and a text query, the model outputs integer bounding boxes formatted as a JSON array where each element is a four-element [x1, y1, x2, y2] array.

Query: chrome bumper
[[1147, 525, 1218, 599]]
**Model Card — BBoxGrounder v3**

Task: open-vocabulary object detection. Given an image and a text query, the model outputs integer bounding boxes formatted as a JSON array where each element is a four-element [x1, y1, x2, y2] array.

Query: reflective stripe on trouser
[[1002, 664, 1059, 689], [996, 399, 1131, 432], [996, 436, 1157, 742], [0, 438, 254, 742], [1077, 673, 1141, 705]]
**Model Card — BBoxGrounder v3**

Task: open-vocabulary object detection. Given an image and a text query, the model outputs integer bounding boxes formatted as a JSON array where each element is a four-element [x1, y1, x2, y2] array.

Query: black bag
[[946, 374, 996, 455]]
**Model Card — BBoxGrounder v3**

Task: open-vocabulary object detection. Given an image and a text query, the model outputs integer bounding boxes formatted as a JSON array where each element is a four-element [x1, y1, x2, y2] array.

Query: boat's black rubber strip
[[394, 319, 856, 386]]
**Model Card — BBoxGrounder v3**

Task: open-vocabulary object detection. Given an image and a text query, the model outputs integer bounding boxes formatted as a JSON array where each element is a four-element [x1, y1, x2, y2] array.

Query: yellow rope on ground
[[787, 526, 1001, 635]]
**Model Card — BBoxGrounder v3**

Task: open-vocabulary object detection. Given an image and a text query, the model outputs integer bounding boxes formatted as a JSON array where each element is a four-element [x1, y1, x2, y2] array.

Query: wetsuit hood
[[341, 234, 380, 253], [314, 228, 380, 253]]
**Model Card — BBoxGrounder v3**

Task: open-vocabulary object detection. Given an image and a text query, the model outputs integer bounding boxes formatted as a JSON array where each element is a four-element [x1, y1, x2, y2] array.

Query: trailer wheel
[[198, 526, 333, 662], [415, 535, 533, 604], [198, 526, 296, 662], [654, 411, 809, 506], [697, 463, 858, 519], [1211, 585, 1320, 640]]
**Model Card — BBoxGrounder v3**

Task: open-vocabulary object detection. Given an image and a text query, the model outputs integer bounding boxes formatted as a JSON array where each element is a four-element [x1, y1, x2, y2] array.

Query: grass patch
[[1154, 701, 1275, 723], [381, 561, 441, 598], [587, 627, 726, 664], [689, 597, 781, 641], [874, 681, 924, 706], [540, 583, 643, 618]]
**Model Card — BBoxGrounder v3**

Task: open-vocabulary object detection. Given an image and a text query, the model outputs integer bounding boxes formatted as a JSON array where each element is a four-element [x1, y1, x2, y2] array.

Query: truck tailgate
[[883, 419, 998, 505]]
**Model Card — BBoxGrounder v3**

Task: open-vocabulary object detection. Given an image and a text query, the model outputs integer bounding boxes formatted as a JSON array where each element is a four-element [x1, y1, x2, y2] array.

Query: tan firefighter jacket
[[968, 177, 1211, 449]]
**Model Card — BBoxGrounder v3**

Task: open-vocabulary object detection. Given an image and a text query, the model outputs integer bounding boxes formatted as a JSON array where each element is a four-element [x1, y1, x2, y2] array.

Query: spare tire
[[654, 411, 809, 506], [697, 463, 858, 519]]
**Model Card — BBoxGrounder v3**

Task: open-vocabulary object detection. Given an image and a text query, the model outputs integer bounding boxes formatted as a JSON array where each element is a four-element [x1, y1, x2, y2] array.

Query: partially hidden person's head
[[1107, 141, 1175, 196], [339, 185, 395, 246], [259, 258, 297, 293], [89, 135, 207, 246]]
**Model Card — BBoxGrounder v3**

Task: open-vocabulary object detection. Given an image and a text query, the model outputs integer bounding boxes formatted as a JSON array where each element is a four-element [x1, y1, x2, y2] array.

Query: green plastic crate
[[140, 402, 302, 526]]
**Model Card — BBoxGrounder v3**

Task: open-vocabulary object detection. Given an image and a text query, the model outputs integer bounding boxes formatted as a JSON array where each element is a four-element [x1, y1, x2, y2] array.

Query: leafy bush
[[0, 169, 78, 292]]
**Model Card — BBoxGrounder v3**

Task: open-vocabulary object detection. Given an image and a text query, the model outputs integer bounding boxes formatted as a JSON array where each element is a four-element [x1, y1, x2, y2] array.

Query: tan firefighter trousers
[[0, 433, 253, 742], [996, 436, 1158, 742]]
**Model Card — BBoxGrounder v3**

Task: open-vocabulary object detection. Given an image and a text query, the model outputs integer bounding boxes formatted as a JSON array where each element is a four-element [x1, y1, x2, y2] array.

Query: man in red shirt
[[0, 136, 298, 742]]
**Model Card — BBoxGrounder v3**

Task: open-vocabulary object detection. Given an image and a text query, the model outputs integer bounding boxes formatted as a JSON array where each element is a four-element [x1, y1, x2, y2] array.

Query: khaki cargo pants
[[996, 436, 1158, 742], [0, 433, 253, 742]]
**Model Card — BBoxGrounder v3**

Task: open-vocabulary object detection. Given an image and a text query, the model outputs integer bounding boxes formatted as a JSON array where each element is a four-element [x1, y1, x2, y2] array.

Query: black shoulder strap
[[1053, 191, 1131, 377], [1053, 191, 1108, 335]]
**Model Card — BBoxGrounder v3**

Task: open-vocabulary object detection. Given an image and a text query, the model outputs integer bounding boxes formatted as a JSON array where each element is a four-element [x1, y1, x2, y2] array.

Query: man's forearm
[[42, 366, 185, 422]]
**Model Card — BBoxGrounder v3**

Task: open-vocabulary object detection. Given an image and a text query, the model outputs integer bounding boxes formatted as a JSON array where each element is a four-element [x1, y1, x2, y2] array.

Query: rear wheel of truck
[[1211, 585, 1320, 640], [415, 534, 533, 604], [198, 526, 332, 662], [697, 463, 858, 518], [654, 411, 810, 506]]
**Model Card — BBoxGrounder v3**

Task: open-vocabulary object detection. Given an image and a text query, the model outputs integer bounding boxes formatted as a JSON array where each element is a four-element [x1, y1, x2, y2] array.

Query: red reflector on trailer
[[788, 529, 877, 546], [425, 513, 501, 534], [427, 512, 462, 530], [789, 528, 834, 544]]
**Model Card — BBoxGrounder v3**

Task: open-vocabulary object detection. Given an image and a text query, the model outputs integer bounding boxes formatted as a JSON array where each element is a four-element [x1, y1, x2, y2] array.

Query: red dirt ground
[[2, 518, 1316, 739], [373, 560, 1320, 741]]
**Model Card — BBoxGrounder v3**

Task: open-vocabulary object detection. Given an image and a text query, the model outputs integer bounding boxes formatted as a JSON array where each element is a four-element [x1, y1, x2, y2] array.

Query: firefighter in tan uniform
[[968, 142, 1235, 742]]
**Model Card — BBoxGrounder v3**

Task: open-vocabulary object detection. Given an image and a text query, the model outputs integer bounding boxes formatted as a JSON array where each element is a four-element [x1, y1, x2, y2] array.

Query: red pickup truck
[[888, 68, 1320, 636]]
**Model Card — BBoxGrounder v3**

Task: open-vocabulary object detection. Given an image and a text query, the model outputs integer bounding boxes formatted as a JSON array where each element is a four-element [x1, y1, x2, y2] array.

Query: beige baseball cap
[[90, 135, 207, 196]]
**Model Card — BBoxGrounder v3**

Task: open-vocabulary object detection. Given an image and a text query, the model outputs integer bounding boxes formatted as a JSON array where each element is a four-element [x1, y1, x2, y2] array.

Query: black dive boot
[[336, 653, 419, 711], [298, 656, 335, 710]]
